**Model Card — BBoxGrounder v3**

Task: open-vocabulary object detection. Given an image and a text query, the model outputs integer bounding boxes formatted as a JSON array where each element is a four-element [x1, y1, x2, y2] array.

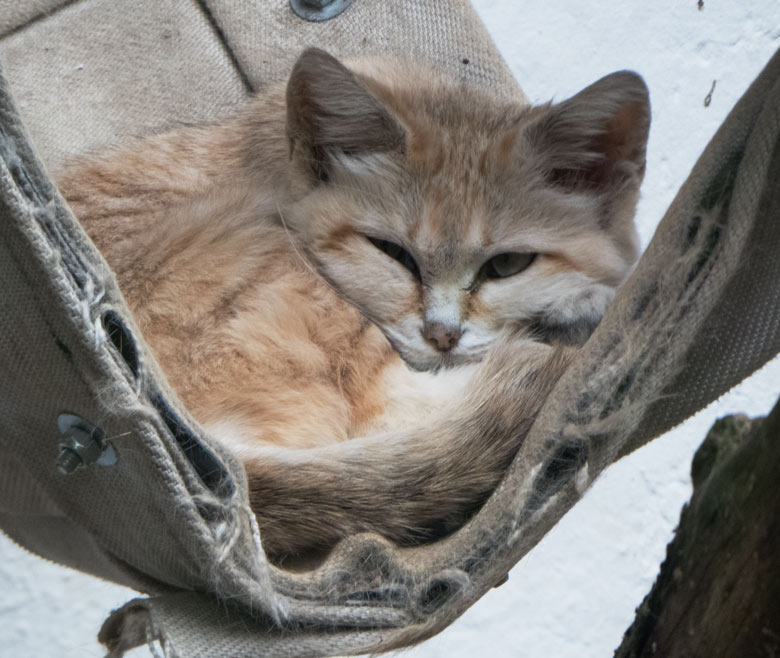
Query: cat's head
[[281, 48, 650, 370]]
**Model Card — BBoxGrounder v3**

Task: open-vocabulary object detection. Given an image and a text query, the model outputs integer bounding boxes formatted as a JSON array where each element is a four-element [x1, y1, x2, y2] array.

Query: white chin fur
[[383, 326, 489, 371], [402, 349, 484, 372]]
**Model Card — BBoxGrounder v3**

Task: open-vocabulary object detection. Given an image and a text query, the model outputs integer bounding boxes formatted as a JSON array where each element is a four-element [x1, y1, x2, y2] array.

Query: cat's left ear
[[286, 48, 405, 181], [527, 71, 650, 196]]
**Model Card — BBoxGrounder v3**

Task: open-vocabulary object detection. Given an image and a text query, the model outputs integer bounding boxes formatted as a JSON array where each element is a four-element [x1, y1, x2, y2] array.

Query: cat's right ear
[[526, 71, 651, 195], [286, 48, 405, 181]]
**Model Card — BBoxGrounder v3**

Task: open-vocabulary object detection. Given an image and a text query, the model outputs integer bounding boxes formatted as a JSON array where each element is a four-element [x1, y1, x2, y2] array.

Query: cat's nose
[[422, 322, 463, 352]]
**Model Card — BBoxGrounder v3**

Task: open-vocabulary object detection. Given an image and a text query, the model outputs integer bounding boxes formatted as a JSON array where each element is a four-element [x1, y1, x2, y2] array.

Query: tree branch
[[616, 397, 780, 657]]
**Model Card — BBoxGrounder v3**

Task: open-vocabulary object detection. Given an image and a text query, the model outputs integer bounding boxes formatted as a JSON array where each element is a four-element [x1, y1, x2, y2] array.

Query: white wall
[[1, 1, 778, 656]]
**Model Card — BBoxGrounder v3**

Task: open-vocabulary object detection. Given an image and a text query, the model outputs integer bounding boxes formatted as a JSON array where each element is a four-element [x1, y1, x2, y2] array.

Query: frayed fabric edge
[[100, 600, 173, 658]]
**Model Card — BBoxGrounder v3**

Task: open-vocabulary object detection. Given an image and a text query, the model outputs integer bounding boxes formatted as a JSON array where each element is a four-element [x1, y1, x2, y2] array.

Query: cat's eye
[[366, 236, 421, 280], [482, 252, 537, 279]]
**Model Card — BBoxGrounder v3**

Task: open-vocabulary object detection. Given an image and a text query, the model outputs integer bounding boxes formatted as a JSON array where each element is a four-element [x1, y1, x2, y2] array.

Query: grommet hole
[[101, 311, 139, 378], [419, 578, 460, 614], [150, 392, 234, 499]]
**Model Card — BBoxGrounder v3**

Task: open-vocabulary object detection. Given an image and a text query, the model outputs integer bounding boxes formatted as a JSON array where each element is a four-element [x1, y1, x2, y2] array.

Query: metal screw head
[[290, 0, 353, 22], [56, 414, 117, 474]]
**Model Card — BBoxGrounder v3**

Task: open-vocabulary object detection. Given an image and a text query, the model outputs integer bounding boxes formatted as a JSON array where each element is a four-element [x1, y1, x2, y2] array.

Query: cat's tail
[[245, 338, 574, 561]]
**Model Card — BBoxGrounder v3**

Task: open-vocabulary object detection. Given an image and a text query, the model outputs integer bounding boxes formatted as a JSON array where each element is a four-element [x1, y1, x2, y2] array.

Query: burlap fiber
[[1, 0, 779, 655]]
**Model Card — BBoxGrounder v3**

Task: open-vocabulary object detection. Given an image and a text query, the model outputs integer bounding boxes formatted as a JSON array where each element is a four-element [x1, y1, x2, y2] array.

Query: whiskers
[[274, 197, 323, 282], [274, 197, 362, 313]]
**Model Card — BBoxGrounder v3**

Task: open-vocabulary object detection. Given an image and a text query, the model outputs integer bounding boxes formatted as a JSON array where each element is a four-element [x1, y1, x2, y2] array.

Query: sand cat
[[58, 48, 649, 561]]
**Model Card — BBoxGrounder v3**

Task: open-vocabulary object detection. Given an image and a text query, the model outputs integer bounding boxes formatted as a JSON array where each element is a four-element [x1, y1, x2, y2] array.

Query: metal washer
[[290, 0, 353, 22]]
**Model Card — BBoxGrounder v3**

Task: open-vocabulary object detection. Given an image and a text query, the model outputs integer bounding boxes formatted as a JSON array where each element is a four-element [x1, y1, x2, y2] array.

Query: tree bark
[[615, 397, 780, 658]]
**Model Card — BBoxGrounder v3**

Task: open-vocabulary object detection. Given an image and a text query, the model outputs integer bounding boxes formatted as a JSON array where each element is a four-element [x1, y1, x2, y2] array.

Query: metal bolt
[[56, 414, 117, 474], [57, 448, 85, 475], [290, 0, 353, 22]]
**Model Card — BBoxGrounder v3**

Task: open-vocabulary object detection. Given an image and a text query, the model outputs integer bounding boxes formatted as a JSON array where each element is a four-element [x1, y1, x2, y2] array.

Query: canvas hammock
[[1, 2, 779, 656]]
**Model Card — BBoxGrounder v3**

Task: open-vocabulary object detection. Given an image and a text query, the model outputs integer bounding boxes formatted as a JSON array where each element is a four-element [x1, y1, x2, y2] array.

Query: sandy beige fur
[[58, 49, 649, 560]]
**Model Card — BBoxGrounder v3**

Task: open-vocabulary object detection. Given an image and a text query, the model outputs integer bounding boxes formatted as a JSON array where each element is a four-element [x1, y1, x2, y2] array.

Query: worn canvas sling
[[1, 1, 779, 655]]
